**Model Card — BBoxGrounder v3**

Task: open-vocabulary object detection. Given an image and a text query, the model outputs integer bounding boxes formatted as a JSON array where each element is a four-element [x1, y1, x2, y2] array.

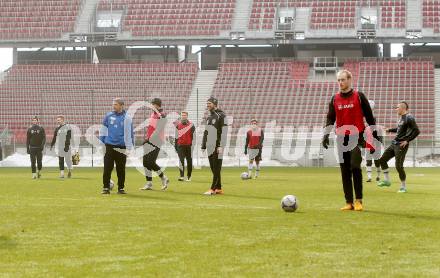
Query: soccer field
[[1, 167, 439, 277]]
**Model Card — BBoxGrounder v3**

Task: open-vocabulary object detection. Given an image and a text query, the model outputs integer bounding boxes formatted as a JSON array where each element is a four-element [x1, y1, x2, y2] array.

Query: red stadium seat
[[344, 60, 435, 137], [0, 62, 198, 143], [247, 0, 408, 31], [0, 0, 80, 40], [422, 0, 440, 32], [97, 0, 235, 37], [210, 59, 434, 137]]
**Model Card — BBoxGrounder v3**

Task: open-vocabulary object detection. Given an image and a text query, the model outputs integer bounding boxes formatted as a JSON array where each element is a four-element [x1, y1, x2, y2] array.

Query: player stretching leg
[[377, 101, 420, 193]]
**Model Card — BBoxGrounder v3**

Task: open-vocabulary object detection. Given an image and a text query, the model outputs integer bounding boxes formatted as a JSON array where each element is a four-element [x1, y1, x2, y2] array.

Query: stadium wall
[[403, 45, 440, 65]]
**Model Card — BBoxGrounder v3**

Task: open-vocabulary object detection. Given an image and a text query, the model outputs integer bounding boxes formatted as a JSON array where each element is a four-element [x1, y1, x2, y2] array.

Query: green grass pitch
[[1, 167, 440, 277]]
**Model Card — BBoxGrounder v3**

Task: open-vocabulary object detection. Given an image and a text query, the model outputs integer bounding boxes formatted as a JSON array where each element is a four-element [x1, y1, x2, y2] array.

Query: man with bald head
[[322, 70, 377, 211]]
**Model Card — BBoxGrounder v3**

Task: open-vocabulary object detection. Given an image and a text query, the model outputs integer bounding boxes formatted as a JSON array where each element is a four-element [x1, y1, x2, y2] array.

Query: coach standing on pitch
[[322, 70, 377, 211], [202, 97, 228, 195], [99, 98, 134, 194], [26, 116, 46, 179]]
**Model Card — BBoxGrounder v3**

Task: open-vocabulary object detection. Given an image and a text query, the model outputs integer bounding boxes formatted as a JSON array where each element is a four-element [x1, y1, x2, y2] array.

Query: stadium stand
[[213, 59, 435, 139], [379, 0, 406, 29], [309, 1, 357, 30], [249, 0, 277, 30], [0, 62, 198, 143], [98, 0, 235, 37], [212, 60, 330, 129], [249, 0, 406, 30], [0, 0, 82, 40], [345, 60, 435, 139], [0, 58, 434, 143], [0, 0, 412, 39], [0, 0, 417, 40], [423, 0, 440, 33]]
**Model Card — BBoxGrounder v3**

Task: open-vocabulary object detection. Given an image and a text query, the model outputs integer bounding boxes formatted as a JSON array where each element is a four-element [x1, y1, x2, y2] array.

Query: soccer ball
[[241, 172, 250, 180], [109, 179, 115, 190], [281, 195, 298, 212]]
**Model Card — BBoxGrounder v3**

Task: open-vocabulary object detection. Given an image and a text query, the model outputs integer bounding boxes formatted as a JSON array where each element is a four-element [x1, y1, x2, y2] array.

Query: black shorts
[[248, 148, 262, 162]]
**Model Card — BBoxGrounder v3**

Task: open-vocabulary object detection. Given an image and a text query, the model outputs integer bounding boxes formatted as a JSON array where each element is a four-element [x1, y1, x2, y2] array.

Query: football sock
[[400, 180, 406, 189], [383, 170, 390, 182], [366, 166, 372, 179], [248, 163, 253, 175]]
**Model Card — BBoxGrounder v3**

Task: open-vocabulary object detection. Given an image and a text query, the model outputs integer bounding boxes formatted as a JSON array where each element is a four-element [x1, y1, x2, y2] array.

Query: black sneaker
[[376, 176, 380, 182], [67, 171, 72, 178], [117, 189, 127, 194], [366, 178, 371, 182], [101, 189, 110, 194]]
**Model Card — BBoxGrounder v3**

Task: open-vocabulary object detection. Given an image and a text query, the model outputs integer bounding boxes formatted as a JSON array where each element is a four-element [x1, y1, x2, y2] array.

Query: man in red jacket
[[140, 98, 169, 191], [244, 119, 264, 179], [322, 70, 377, 211], [174, 111, 195, 181]]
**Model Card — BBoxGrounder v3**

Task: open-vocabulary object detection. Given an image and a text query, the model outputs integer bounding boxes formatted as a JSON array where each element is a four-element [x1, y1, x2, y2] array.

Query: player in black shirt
[[201, 97, 228, 195], [26, 116, 46, 179], [377, 101, 420, 192]]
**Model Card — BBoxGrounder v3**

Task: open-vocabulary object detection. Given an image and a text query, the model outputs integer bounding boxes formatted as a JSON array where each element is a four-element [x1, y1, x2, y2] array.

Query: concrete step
[[185, 70, 218, 125], [231, 0, 253, 32], [75, 0, 99, 33]]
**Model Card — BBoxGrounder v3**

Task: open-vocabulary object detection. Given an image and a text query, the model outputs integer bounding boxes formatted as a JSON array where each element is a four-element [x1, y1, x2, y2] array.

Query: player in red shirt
[[174, 111, 195, 181], [244, 119, 264, 179], [322, 70, 377, 211], [139, 98, 169, 191]]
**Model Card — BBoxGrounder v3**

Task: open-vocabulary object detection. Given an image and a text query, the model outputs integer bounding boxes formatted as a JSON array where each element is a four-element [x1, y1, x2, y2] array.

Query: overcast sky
[[0, 48, 12, 71]]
